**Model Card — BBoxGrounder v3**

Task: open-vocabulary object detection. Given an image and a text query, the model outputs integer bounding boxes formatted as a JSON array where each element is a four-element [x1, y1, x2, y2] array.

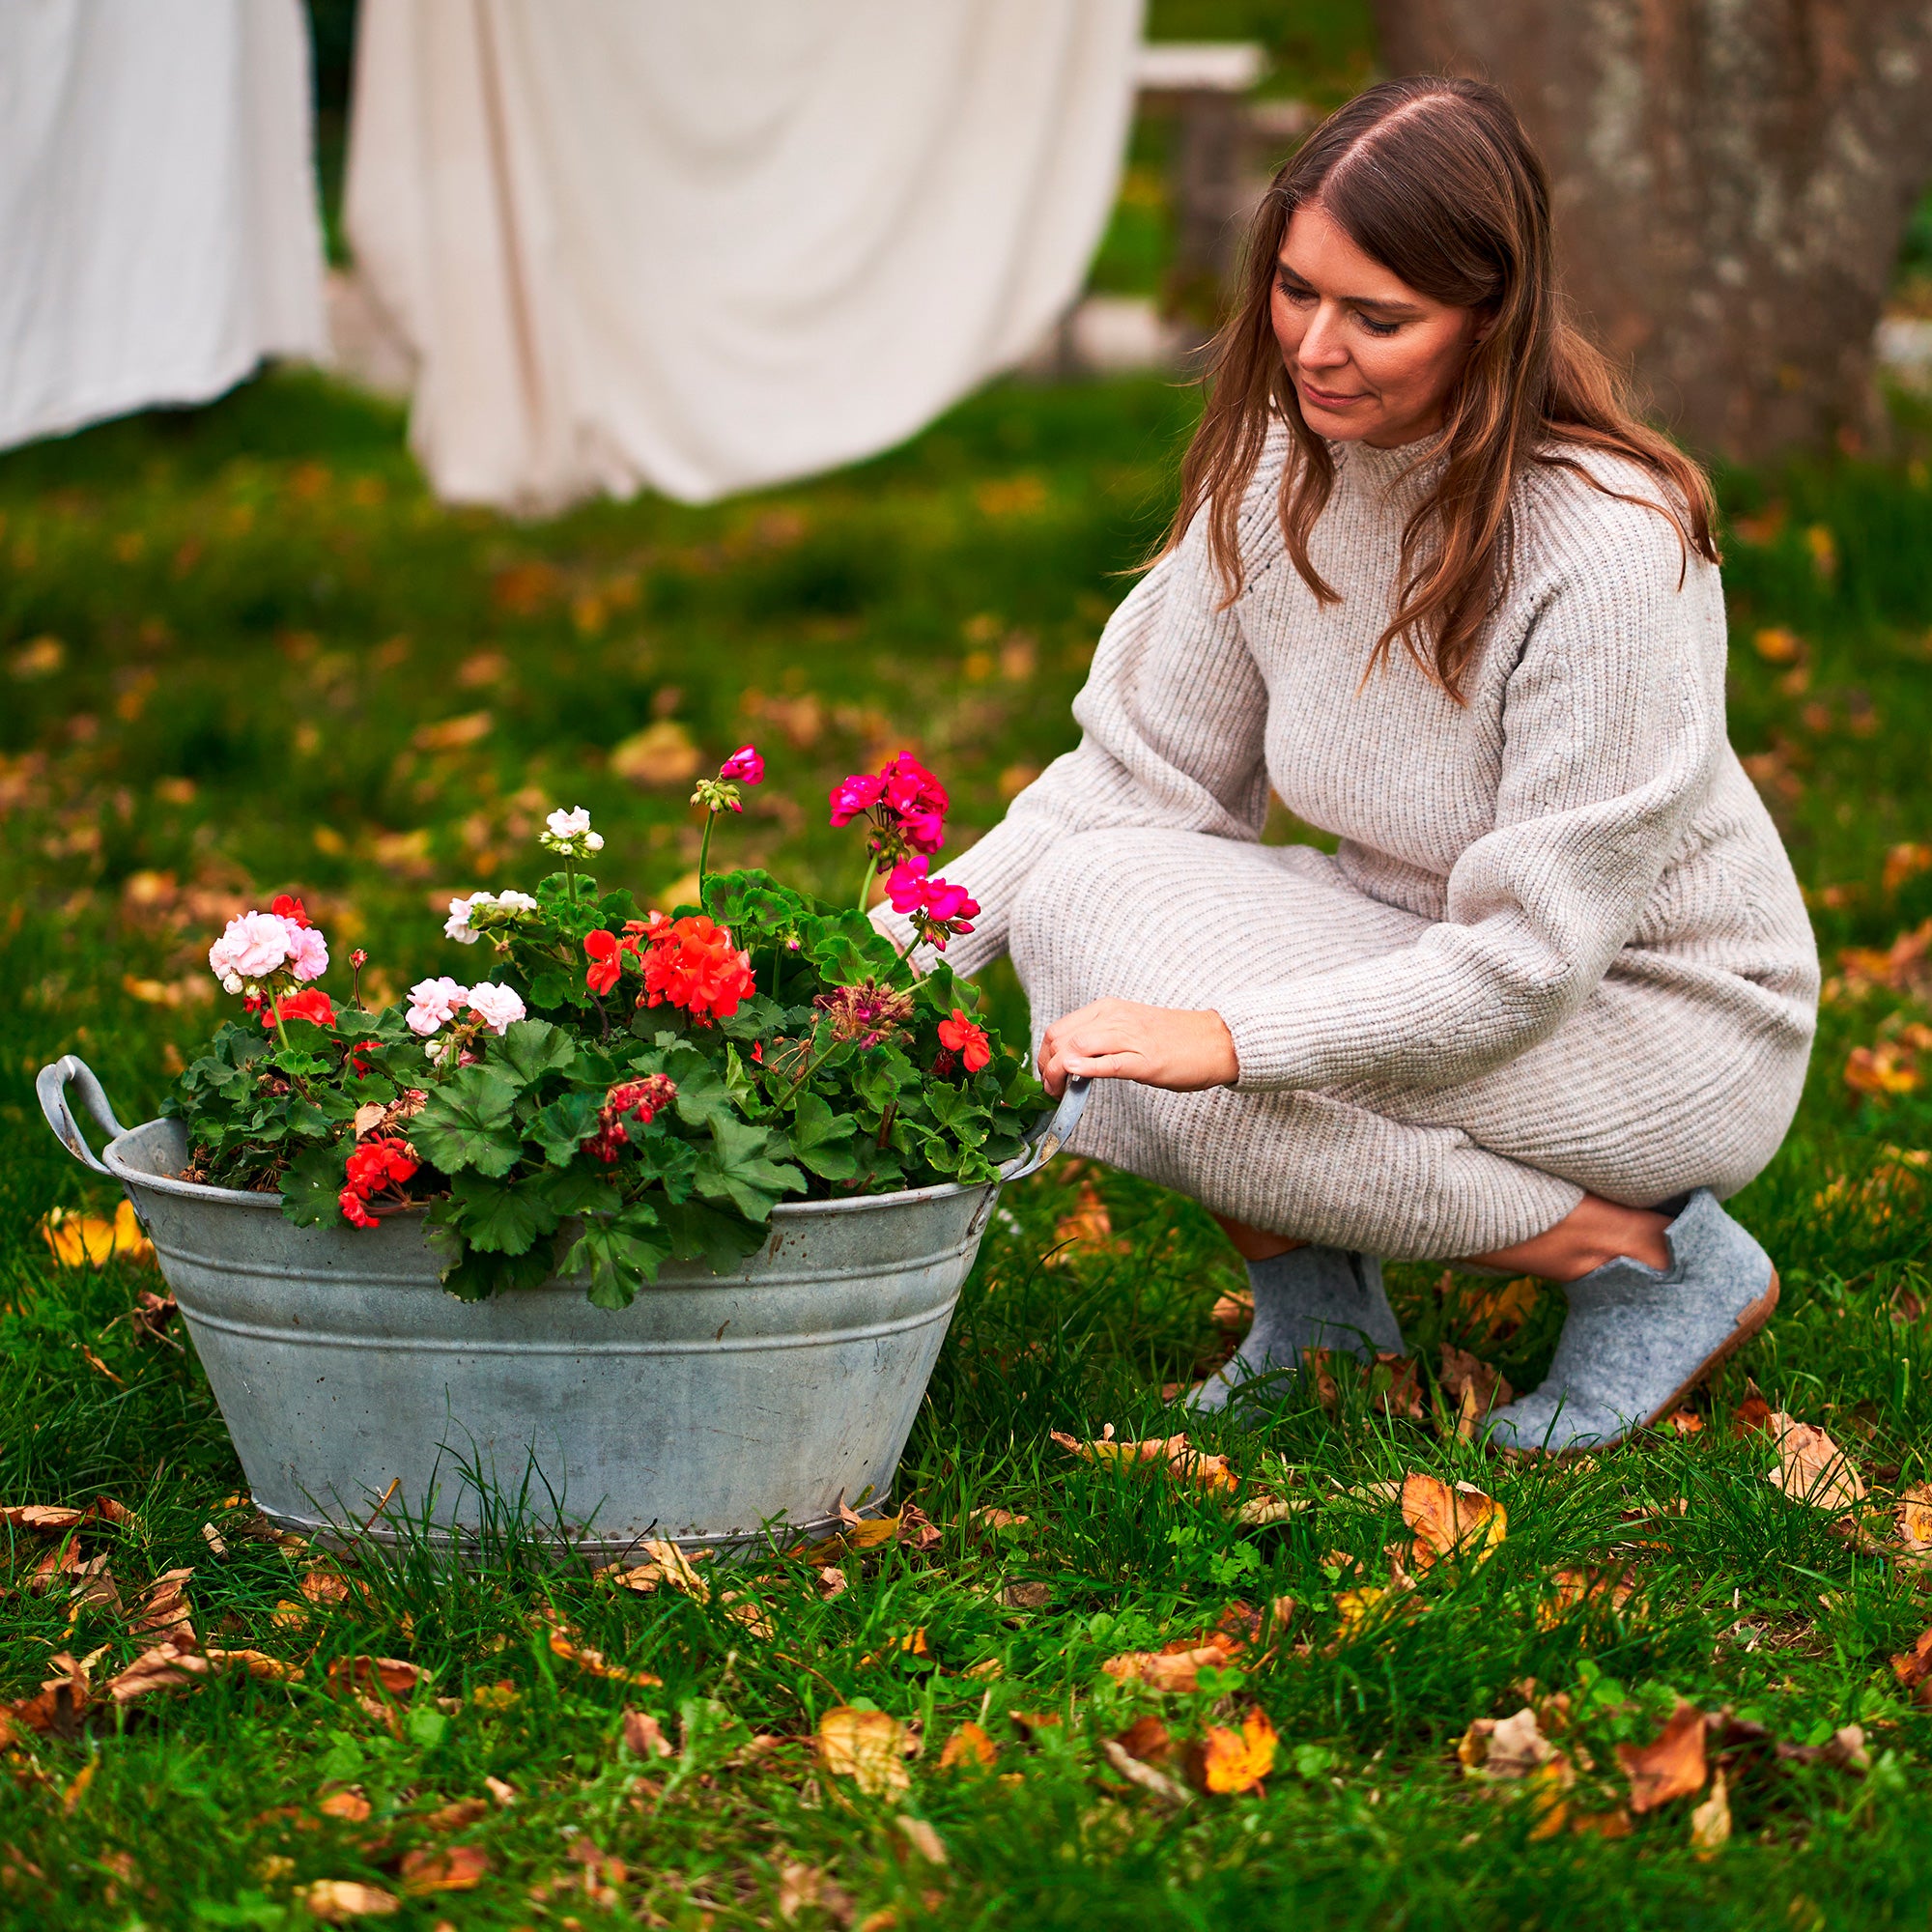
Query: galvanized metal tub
[[38, 1056, 1085, 1559]]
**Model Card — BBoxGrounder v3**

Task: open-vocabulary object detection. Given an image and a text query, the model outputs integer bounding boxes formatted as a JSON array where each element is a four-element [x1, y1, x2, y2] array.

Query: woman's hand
[[1037, 999, 1238, 1096]]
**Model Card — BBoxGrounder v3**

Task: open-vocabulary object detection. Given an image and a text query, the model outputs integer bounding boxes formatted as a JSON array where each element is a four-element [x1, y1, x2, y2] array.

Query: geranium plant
[[164, 751, 1041, 1307]]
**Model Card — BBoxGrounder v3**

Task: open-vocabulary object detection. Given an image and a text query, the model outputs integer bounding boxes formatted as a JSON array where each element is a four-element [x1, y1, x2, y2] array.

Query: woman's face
[[1270, 201, 1486, 449]]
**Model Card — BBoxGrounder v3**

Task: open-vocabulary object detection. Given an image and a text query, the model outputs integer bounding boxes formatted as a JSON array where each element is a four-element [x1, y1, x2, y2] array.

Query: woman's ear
[[1469, 307, 1500, 347]]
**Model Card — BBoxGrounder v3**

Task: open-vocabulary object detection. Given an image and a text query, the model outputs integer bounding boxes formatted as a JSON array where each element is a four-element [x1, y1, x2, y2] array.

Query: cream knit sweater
[[896, 431, 1820, 1255]]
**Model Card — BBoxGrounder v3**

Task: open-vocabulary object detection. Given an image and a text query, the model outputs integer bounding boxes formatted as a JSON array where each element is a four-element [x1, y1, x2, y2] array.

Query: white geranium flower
[[495, 890, 539, 912], [464, 982, 526, 1035], [444, 894, 485, 944], [583, 831, 604, 852], [546, 807, 592, 839]]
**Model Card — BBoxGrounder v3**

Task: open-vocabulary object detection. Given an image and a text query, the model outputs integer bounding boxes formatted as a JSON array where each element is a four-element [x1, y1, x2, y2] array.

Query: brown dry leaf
[[1766, 1413, 1867, 1511], [1046, 1183, 1129, 1265], [1210, 1289, 1254, 1332], [400, 1844, 490, 1893], [541, 1612, 663, 1688], [1569, 1806, 1634, 1840], [1, 1498, 133, 1531], [778, 1862, 855, 1924], [938, 1721, 998, 1770], [300, 1569, 360, 1608], [420, 1797, 490, 1832], [610, 720, 703, 788], [1537, 1567, 1634, 1630], [1401, 1472, 1507, 1571], [8, 1650, 96, 1736], [1731, 1390, 1774, 1436], [1889, 1625, 1932, 1695], [484, 1776, 517, 1806], [301, 1879, 400, 1920], [134, 1567, 196, 1635], [106, 1629, 208, 1705], [895, 1814, 948, 1865], [1367, 1353, 1426, 1422], [1439, 1343, 1514, 1426], [1184, 1708, 1278, 1795], [1666, 1408, 1705, 1435], [1002, 1580, 1053, 1610], [1235, 1493, 1311, 1526], [319, 1788, 372, 1822], [969, 1507, 1029, 1533], [623, 1708, 675, 1760], [1896, 1484, 1932, 1550], [1458, 1707, 1563, 1781], [1112, 1716, 1173, 1766], [79, 1346, 124, 1384], [1616, 1702, 1708, 1812], [1690, 1768, 1732, 1856], [816, 1706, 913, 1798], [1101, 1625, 1244, 1692], [327, 1657, 425, 1699], [1304, 1347, 1341, 1413]]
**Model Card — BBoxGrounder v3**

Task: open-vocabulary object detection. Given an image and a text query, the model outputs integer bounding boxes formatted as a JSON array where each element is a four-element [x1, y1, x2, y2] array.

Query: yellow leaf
[[40, 1202, 153, 1269], [816, 1706, 912, 1798], [300, 1879, 399, 1920], [1690, 1768, 1731, 1856]]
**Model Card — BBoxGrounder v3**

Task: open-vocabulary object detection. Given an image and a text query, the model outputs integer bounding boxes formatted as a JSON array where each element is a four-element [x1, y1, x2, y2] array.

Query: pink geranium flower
[[719, 744, 764, 785], [209, 910, 296, 991], [406, 976, 469, 1037], [465, 982, 527, 1035], [284, 923, 329, 982]]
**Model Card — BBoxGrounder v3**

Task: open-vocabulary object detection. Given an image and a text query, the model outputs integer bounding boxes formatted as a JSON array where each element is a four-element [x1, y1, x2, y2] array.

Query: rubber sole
[[1494, 1266, 1781, 1459]]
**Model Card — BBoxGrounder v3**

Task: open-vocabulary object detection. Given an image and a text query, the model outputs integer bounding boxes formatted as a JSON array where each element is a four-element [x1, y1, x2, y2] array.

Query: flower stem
[[855, 853, 877, 913], [697, 810, 716, 885]]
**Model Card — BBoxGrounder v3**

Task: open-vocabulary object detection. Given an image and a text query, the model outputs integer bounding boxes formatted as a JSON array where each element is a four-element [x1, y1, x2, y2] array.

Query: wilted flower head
[[406, 976, 469, 1037], [583, 1073, 679, 1164], [814, 980, 915, 1050]]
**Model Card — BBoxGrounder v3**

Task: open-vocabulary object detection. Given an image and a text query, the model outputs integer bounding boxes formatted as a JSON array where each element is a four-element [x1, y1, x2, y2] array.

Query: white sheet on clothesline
[[344, 0, 1144, 511], [0, 0, 327, 452]]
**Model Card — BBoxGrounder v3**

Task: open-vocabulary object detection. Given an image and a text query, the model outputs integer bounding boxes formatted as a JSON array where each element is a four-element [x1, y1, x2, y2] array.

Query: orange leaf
[[400, 1844, 489, 1893], [420, 1797, 490, 1832], [300, 1879, 399, 1920], [815, 1706, 911, 1797], [1401, 1472, 1506, 1570], [319, 1789, 372, 1822], [1047, 1183, 1130, 1264], [1112, 1716, 1173, 1766], [1185, 1709, 1277, 1794], [938, 1721, 998, 1770], [106, 1629, 208, 1706], [1615, 1702, 1708, 1812], [1890, 1626, 1932, 1694], [1537, 1567, 1634, 1629], [1899, 1484, 1932, 1551]]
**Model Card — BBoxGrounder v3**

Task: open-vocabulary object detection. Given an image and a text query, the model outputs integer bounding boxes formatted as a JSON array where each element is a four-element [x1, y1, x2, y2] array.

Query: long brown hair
[[1169, 76, 1719, 698]]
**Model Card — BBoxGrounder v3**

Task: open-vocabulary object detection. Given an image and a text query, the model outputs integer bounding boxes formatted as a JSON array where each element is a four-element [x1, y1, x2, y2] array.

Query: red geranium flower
[[938, 1008, 991, 1074], [262, 988, 336, 1031], [338, 1135, 419, 1229], [270, 894, 311, 927], [639, 913, 756, 1019], [583, 927, 637, 996]]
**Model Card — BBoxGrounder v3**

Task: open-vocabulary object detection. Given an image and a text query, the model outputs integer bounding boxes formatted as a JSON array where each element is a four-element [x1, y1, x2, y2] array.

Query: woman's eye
[[1357, 314, 1401, 337], [1275, 279, 1314, 305]]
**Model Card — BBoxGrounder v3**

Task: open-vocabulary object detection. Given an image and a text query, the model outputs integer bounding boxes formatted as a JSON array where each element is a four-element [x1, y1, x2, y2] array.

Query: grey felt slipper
[[1188, 1245, 1403, 1417], [1483, 1190, 1779, 1456]]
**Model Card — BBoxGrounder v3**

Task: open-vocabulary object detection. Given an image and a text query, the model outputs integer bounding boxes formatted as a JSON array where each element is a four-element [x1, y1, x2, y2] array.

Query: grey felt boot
[[1483, 1190, 1779, 1456], [1188, 1244, 1403, 1416]]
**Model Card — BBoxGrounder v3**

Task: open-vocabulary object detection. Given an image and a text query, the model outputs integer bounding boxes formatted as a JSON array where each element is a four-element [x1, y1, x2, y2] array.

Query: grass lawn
[[3, 368, 1932, 1930]]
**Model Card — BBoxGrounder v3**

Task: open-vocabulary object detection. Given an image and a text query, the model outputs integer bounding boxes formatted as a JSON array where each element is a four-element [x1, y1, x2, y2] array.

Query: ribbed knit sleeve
[[1217, 482, 1727, 1092], [897, 507, 1273, 980]]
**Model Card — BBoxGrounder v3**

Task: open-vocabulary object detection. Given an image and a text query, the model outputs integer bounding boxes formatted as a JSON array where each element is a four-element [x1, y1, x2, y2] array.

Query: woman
[[892, 77, 1818, 1452]]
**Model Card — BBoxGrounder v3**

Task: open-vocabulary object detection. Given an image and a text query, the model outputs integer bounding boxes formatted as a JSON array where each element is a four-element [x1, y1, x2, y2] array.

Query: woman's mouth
[[1298, 378, 1369, 409]]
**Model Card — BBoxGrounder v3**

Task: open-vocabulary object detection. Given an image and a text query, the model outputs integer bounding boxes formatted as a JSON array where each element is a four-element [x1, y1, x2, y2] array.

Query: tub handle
[[37, 1055, 131, 1177], [999, 1075, 1090, 1185]]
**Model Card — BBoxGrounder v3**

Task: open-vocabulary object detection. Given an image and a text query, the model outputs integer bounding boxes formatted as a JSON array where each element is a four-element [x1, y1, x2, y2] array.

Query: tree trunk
[[1372, 1, 1932, 462]]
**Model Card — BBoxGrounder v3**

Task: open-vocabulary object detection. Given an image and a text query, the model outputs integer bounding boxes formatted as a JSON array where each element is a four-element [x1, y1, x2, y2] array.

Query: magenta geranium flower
[[829, 772, 886, 826], [719, 744, 764, 785]]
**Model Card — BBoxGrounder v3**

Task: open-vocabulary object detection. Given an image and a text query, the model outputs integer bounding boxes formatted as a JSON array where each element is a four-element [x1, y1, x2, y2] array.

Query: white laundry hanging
[[0, 0, 327, 452], [343, 0, 1144, 511]]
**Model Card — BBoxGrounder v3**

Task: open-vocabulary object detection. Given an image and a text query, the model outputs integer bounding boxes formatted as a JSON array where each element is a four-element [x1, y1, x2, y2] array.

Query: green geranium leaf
[[450, 1170, 560, 1256], [659, 1198, 769, 1274], [528, 1089, 605, 1167], [788, 1090, 861, 1180], [695, 1116, 807, 1219], [562, 1208, 671, 1310], [280, 1143, 348, 1226], [492, 1017, 578, 1087], [412, 1065, 522, 1176], [662, 1043, 737, 1130], [530, 1167, 623, 1218]]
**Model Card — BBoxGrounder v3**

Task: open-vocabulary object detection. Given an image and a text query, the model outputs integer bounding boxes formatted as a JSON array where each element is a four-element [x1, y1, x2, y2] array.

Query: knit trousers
[[1009, 829, 1809, 1261]]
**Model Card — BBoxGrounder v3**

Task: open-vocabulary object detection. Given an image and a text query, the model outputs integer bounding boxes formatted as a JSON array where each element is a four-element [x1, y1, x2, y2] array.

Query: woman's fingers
[[1038, 999, 1239, 1095]]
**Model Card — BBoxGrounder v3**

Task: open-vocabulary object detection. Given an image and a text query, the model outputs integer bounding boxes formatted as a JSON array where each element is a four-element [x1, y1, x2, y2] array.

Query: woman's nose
[[1298, 306, 1351, 368]]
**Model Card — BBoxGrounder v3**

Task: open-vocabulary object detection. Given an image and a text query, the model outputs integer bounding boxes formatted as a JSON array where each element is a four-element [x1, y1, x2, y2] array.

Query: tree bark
[[1372, 1, 1932, 462]]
